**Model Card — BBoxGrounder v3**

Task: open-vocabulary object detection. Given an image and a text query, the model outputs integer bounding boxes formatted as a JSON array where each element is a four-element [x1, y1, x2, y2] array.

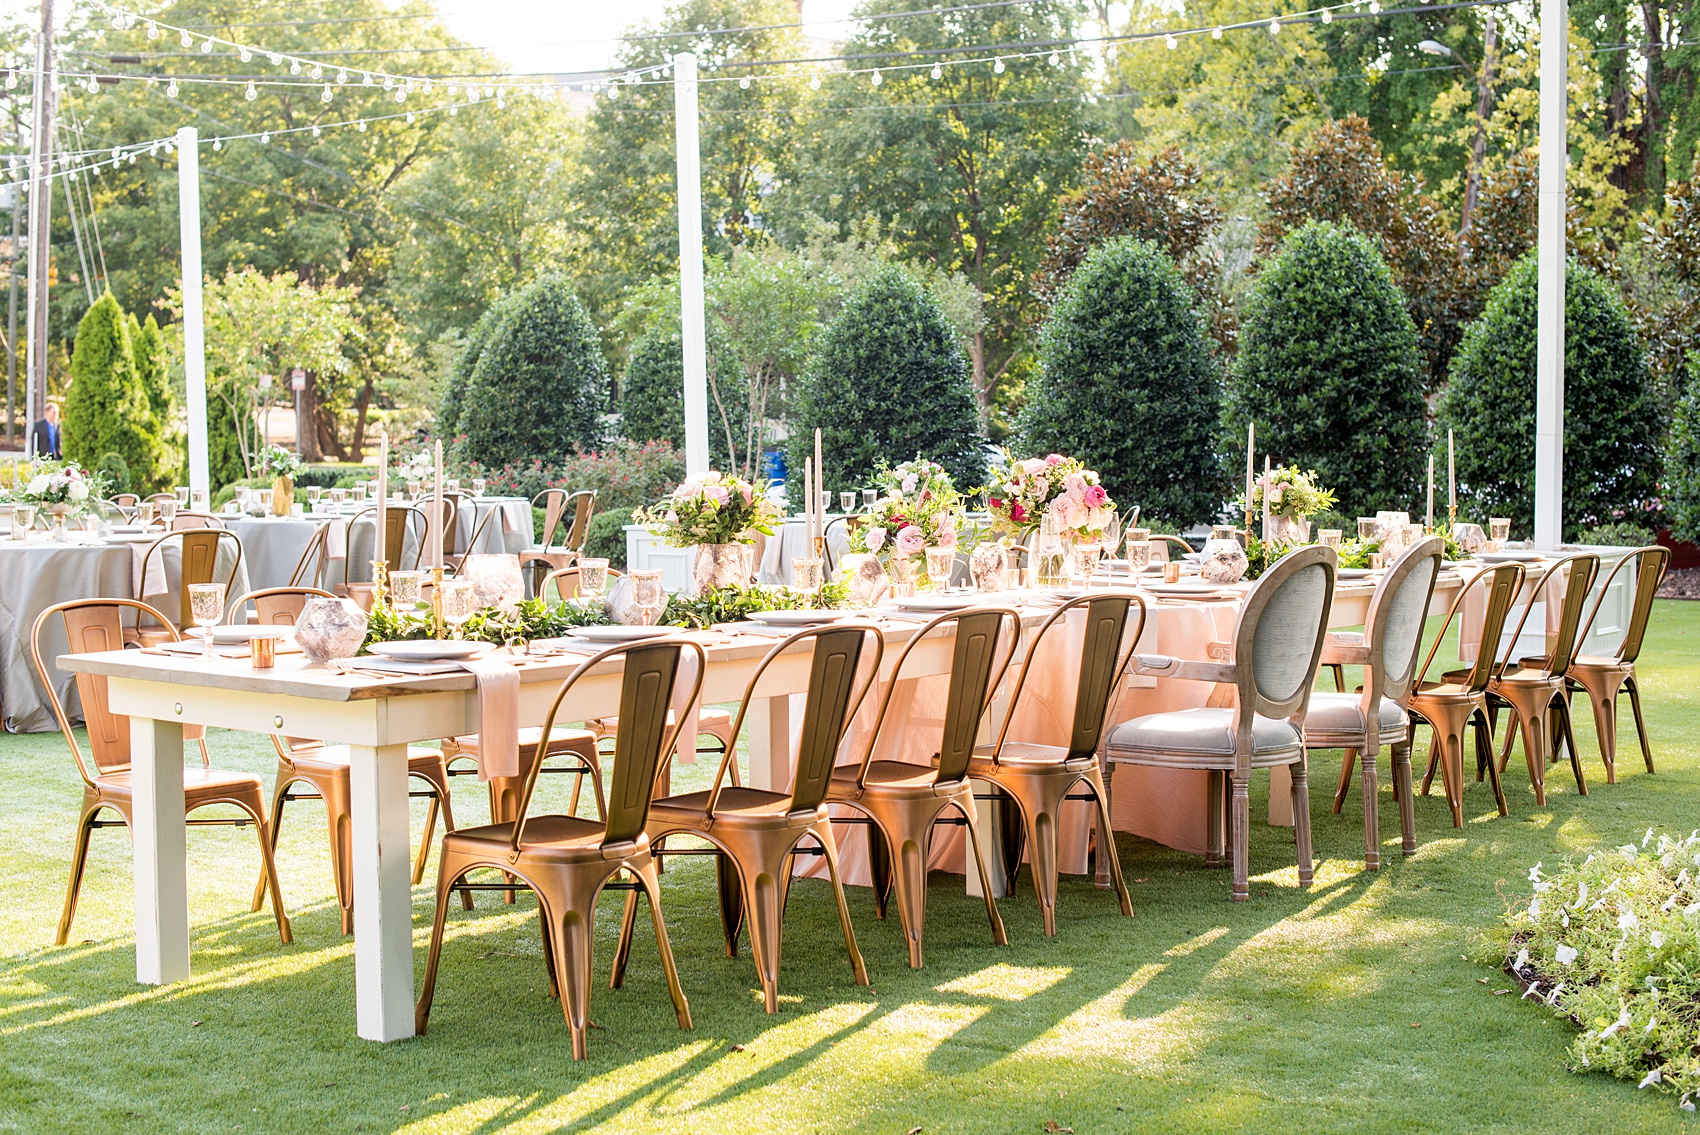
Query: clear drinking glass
[[1004, 546, 1026, 590], [579, 557, 610, 597], [138, 501, 158, 527], [629, 569, 665, 626], [352, 481, 368, 502], [840, 491, 857, 514], [924, 546, 954, 590], [445, 479, 460, 495], [1126, 539, 1151, 571], [818, 491, 832, 519], [191, 489, 209, 511], [187, 582, 226, 656], [14, 504, 37, 539], [406, 479, 422, 501], [306, 486, 322, 508], [329, 487, 347, 506], [740, 543, 757, 583], [1489, 517, 1511, 543], [1357, 517, 1378, 542], [174, 486, 189, 506], [257, 489, 273, 516], [1072, 543, 1102, 587], [862, 488, 877, 509], [159, 498, 178, 526], [471, 478, 487, 498], [1101, 512, 1122, 559], [439, 580, 476, 638], [792, 558, 824, 609], [1036, 514, 1067, 589], [1318, 528, 1343, 549], [389, 570, 424, 608]]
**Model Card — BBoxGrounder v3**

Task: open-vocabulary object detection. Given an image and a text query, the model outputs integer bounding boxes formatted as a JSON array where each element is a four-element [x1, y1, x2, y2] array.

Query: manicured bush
[[438, 293, 515, 440], [1439, 254, 1665, 537], [1574, 521, 1659, 547], [456, 439, 685, 513], [95, 452, 132, 496], [128, 312, 182, 490], [786, 265, 986, 493], [206, 378, 254, 492], [64, 292, 164, 493], [1667, 377, 1700, 544], [1016, 236, 1222, 527], [621, 322, 749, 473], [458, 276, 608, 467], [1229, 222, 1430, 518], [584, 507, 635, 570]]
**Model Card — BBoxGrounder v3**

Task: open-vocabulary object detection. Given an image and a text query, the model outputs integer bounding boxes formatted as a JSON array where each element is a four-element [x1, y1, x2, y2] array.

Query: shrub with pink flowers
[[848, 458, 967, 578], [453, 439, 685, 513], [986, 451, 1115, 540], [637, 470, 782, 546]]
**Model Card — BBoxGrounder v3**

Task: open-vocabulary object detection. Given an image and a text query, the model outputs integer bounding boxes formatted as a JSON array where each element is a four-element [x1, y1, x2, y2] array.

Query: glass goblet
[[439, 579, 476, 639], [1357, 516, 1378, 543], [159, 498, 178, 526], [445, 478, 460, 495], [136, 501, 157, 527], [306, 486, 323, 508], [840, 491, 856, 515], [862, 488, 877, 509], [190, 489, 209, 512], [1318, 528, 1343, 550], [389, 570, 424, 608], [1101, 512, 1122, 559], [1072, 543, 1102, 587], [579, 557, 609, 597], [14, 504, 37, 540], [174, 486, 190, 506], [1489, 517, 1511, 544], [1126, 539, 1151, 572], [924, 546, 954, 591], [792, 557, 824, 609], [187, 582, 226, 657], [629, 569, 666, 626], [471, 478, 487, 498]]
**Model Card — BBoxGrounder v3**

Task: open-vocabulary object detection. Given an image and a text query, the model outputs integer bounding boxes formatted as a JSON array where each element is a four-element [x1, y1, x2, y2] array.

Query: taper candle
[[1426, 453, 1435, 529], [1262, 456, 1271, 543], [1448, 428, 1456, 510], [1245, 422, 1255, 527], [375, 427, 388, 567], [433, 439, 444, 569]]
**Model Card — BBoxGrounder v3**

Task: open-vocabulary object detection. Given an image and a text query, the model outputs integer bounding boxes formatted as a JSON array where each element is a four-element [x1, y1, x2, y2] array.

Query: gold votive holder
[[1368, 553, 1385, 570], [251, 635, 277, 668], [1163, 561, 1182, 584]]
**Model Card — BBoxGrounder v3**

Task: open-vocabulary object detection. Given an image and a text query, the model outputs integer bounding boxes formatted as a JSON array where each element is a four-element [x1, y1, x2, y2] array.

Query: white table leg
[[130, 716, 189, 985], [348, 742, 415, 1041], [745, 693, 795, 791]]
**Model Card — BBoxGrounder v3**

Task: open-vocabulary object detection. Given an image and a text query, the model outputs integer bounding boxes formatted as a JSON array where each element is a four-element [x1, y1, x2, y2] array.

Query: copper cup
[[1163, 561, 1182, 584], [1368, 553, 1385, 571], [251, 635, 277, 669]]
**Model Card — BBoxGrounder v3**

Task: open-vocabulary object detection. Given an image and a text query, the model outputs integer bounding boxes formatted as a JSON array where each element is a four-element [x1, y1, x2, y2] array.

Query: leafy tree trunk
[[297, 370, 324, 462], [350, 378, 373, 462]]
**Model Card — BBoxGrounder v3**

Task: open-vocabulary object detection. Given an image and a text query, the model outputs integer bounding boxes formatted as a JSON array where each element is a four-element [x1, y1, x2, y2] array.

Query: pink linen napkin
[[458, 654, 519, 781]]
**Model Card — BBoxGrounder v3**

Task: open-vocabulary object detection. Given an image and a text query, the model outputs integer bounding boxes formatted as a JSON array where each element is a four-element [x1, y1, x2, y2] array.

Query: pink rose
[[937, 527, 957, 549], [1010, 502, 1028, 524], [705, 484, 730, 506], [1047, 495, 1071, 519], [864, 526, 887, 552], [895, 525, 926, 556], [676, 481, 704, 501], [1084, 484, 1109, 508], [1020, 458, 1047, 476], [1064, 471, 1088, 500], [1046, 453, 1065, 466]]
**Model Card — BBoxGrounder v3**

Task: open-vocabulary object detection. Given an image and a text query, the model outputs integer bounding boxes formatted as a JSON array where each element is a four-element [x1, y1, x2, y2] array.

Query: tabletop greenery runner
[[985, 451, 1115, 540], [1498, 831, 1700, 1109], [361, 596, 611, 651], [659, 582, 851, 629]]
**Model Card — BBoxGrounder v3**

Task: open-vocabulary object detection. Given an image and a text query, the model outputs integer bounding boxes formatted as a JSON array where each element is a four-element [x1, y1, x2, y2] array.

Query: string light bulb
[[146, 21, 158, 39], [1269, 17, 1281, 33], [495, 96, 505, 108], [738, 75, 750, 88], [1166, 33, 1178, 49], [405, 111, 414, 123], [245, 80, 256, 100], [449, 104, 458, 115], [870, 68, 882, 86], [356, 121, 366, 132], [165, 77, 178, 97], [1213, 25, 1224, 38], [312, 124, 321, 136], [1369, 0, 1380, 10], [259, 132, 269, 144], [606, 84, 617, 99], [289, 60, 301, 75], [200, 38, 213, 53], [394, 88, 405, 102], [211, 139, 221, 150], [930, 63, 942, 79], [268, 52, 282, 65], [362, 72, 374, 87], [336, 68, 348, 84], [239, 46, 251, 62], [810, 73, 821, 89], [310, 64, 322, 79], [179, 30, 191, 46], [1048, 50, 1061, 66], [993, 57, 1004, 73], [1321, 8, 1333, 21], [321, 83, 332, 102]]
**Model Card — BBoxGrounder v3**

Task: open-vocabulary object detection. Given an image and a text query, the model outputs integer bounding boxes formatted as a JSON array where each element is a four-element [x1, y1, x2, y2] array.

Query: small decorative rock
[[295, 597, 369, 663]]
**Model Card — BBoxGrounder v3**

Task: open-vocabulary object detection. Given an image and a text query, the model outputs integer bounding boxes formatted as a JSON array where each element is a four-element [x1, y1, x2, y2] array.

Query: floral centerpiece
[[847, 458, 967, 587], [1245, 466, 1337, 545], [257, 444, 303, 516], [638, 470, 782, 594], [985, 451, 1115, 541], [394, 448, 435, 488], [16, 461, 109, 540]]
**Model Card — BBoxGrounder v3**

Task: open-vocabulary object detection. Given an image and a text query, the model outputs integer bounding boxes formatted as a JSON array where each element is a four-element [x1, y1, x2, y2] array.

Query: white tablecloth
[[758, 516, 852, 585]]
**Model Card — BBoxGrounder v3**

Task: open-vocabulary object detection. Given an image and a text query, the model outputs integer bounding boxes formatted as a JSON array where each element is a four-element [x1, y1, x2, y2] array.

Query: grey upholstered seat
[[1107, 708, 1301, 763], [1304, 692, 1406, 736]]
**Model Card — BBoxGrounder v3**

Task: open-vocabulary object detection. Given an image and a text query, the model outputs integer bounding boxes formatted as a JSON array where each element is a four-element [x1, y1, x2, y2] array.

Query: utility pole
[[24, 0, 55, 431], [7, 177, 20, 446]]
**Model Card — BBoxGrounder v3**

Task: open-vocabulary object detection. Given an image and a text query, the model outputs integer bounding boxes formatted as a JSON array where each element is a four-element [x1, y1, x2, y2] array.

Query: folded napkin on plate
[[129, 542, 168, 600], [458, 654, 519, 781]]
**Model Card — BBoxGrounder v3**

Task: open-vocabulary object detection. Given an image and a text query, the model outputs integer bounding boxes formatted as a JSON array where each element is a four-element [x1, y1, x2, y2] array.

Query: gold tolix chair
[[624, 623, 881, 1012], [233, 586, 458, 934], [823, 607, 1018, 968], [134, 527, 244, 646], [1312, 537, 1443, 866], [1105, 546, 1337, 902], [971, 591, 1144, 935], [1566, 545, 1670, 782], [32, 598, 292, 946], [416, 639, 703, 1060]]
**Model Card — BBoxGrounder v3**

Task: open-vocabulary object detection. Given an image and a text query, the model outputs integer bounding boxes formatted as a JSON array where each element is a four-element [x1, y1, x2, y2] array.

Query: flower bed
[[1499, 831, 1700, 1108]]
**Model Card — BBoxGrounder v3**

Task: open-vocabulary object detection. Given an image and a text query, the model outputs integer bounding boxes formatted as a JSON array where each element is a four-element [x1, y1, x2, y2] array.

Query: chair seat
[[1106, 708, 1302, 767], [968, 741, 1090, 770], [94, 766, 265, 807], [283, 743, 445, 776], [649, 786, 807, 829], [1570, 655, 1629, 673], [591, 708, 732, 732], [441, 814, 613, 864], [1303, 692, 1406, 739], [448, 727, 596, 759], [828, 759, 946, 795]]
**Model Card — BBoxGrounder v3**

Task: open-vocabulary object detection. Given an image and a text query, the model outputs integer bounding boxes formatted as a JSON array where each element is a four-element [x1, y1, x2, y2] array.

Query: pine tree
[[64, 293, 162, 492], [129, 312, 182, 488]]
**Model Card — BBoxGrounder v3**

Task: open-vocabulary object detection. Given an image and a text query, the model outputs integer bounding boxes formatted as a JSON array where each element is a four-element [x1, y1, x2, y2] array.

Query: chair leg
[[1391, 741, 1417, 855], [237, 797, 292, 945], [541, 892, 598, 1060], [1581, 682, 1619, 783], [1626, 676, 1654, 773], [715, 849, 743, 958], [1094, 760, 1116, 887], [632, 859, 693, 1029], [1206, 770, 1226, 868], [1290, 762, 1314, 887], [1358, 744, 1380, 870], [867, 823, 893, 921], [250, 770, 290, 913], [55, 801, 101, 946], [1230, 773, 1250, 902], [955, 793, 1008, 948], [811, 819, 870, 988], [1332, 747, 1357, 816], [996, 791, 1024, 898], [1082, 765, 1133, 916], [1431, 720, 1464, 829], [1329, 663, 1346, 691], [413, 792, 440, 887], [611, 874, 641, 990], [1558, 694, 1587, 795], [413, 860, 464, 1035], [1420, 734, 1441, 797], [733, 846, 787, 1012]]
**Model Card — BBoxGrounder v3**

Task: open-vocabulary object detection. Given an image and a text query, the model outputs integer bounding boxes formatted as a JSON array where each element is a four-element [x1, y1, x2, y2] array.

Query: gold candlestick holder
[[813, 535, 825, 560], [370, 559, 389, 610], [1448, 504, 1457, 528], [430, 565, 446, 639]]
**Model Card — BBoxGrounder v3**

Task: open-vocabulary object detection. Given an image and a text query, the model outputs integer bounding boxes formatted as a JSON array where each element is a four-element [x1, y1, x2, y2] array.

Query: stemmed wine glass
[[439, 580, 475, 639], [579, 557, 610, 598], [1072, 543, 1102, 588], [1100, 512, 1122, 562], [630, 569, 666, 627], [1036, 514, 1066, 589], [187, 583, 226, 658], [792, 558, 824, 609], [862, 488, 877, 509], [159, 498, 178, 527], [840, 491, 856, 515]]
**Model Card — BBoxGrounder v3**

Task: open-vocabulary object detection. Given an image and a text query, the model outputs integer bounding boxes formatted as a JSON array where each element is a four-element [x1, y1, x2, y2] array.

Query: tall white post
[[674, 52, 710, 477], [24, 0, 56, 433], [177, 127, 210, 495], [1533, 0, 1567, 550]]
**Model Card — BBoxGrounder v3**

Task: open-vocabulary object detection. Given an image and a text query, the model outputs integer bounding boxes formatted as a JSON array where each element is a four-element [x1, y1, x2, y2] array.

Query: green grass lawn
[[1, 603, 1697, 1133]]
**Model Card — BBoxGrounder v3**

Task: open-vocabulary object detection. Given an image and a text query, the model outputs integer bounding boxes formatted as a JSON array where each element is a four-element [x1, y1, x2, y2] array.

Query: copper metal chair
[[134, 527, 245, 646], [444, 497, 498, 573], [416, 639, 703, 1059], [31, 598, 292, 946], [627, 623, 880, 1011], [284, 520, 335, 590], [1312, 537, 1443, 866], [344, 504, 427, 607], [1479, 553, 1600, 804], [1105, 546, 1337, 901], [1410, 562, 1525, 825], [111, 492, 140, 511], [1566, 545, 1670, 781], [823, 607, 1018, 967], [170, 511, 226, 530], [971, 591, 1143, 934], [234, 586, 458, 934], [522, 489, 596, 576]]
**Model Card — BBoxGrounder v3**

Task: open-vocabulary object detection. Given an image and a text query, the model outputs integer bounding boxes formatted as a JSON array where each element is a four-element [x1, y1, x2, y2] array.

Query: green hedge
[[1016, 236, 1222, 527], [1228, 222, 1430, 518], [64, 292, 167, 493], [621, 322, 748, 473], [1439, 254, 1665, 538], [786, 265, 987, 494], [1667, 370, 1700, 544], [584, 507, 634, 570]]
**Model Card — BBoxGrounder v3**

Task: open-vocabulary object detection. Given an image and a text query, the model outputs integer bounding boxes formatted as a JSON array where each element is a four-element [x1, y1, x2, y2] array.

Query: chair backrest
[[1234, 544, 1336, 722], [232, 586, 337, 626], [862, 606, 1021, 787], [145, 492, 176, 504], [988, 591, 1146, 763], [459, 500, 497, 560], [823, 515, 852, 574], [30, 597, 179, 783], [515, 639, 705, 855], [112, 493, 139, 509], [1499, 553, 1600, 680], [286, 521, 333, 589], [1578, 545, 1670, 664], [535, 489, 596, 550], [1363, 536, 1444, 702], [171, 511, 225, 530], [1148, 534, 1193, 564], [562, 490, 596, 552], [138, 528, 244, 627], [348, 504, 423, 570], [1414, 562, 1525, 693], [712, 623, 883, 817]]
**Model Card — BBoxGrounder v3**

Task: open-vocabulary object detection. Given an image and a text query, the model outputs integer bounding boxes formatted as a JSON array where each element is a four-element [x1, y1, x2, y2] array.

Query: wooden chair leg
[[1290, 762, 1314, 886], [1332, 747, 1357, 816], [1230, 773, 1250, 902], [1205, 769, 1224, 868], [1626, 676, 1654, 773], [1329, 663, 1346, 692], [1391, 742, 1416, 854], [1358, 744, 1380, 870]]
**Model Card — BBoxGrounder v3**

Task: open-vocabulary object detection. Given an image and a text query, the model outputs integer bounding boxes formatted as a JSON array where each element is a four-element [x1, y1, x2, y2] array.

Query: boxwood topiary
[[458, 275, 608, 467], [1228, 221, 1430, 519], [1439, 253, 1665, 538], [621, 321, 749, 473], [1666, 372, 1700, 544], [584, 506, 634, 570], [64, 292, 165, 493], [1016, 236, 1222, 527], [786, 265, 986, 494]]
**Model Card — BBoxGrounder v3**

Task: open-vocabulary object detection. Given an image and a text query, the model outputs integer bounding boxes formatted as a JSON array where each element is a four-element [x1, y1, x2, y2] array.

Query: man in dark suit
[[28, 402, 61, 460]]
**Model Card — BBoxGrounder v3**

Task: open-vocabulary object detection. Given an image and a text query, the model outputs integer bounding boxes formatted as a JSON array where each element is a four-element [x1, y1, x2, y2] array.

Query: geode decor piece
[[842, 554, 891, 607], [295, 597, 369, 663], [1199, 526, 1249, 585], [1452, 523, 1488, 555]]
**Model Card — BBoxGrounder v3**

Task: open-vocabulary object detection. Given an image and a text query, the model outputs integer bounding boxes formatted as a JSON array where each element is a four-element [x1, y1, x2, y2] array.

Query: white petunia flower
[[1533, 880, 1552, 893], [1571, 881, 1589, 909], [1620, 844, 1639, 859], [1555, 944, 1578, 965], [1512, 947, 1529, 972], [1528, 862, 1543, 882], [1640, 1069, 1663, 1089], [1599, 1006, 1632, 1038], [1650, 930, 1665, 948], [1644, 826, 1656, 847], [1527, 898, 1541, 920], [1619, 910, 1640, 931]]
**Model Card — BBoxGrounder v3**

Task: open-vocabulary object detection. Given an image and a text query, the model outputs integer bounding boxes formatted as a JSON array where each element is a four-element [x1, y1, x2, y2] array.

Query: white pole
[[177, 127, 210, 495], [24, 0, 56, 435], [674, 51, 710, 477], [1533, 0, 1567, 550]]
